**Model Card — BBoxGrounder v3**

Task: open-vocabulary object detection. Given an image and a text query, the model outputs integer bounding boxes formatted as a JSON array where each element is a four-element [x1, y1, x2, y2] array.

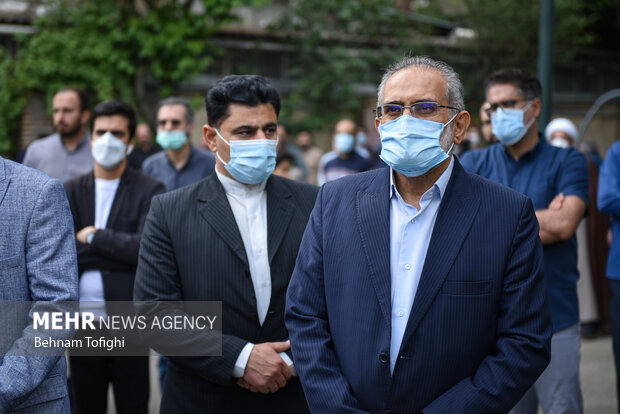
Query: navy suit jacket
[[286, 158, 552, 414]]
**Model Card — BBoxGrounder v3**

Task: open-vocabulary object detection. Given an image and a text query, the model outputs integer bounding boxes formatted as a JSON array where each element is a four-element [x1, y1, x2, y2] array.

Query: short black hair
[[158, 97, 194, 126], [276, 152, 294, 166], [56, 87, 90, 112], [91, 100, 137, 139], [205, 75, 280, 128], [484, 68, 542, 101]]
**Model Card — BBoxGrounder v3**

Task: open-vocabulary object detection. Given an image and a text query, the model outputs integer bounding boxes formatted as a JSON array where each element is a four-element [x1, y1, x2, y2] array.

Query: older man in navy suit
[[286, 56, 552, 414], [0, 157, 79, 412]]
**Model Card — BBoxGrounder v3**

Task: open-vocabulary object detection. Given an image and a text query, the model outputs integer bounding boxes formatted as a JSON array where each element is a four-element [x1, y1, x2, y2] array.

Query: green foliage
[[0, 0, 265, 154], [273, 0, 614, 130], [272, 0, 427, 131], [449, 0, 610, 111]]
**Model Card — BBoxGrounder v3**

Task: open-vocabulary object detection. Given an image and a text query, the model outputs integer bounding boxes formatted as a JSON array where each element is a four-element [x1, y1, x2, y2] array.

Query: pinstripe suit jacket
[[134, 171, 317, 413], [0, 157, 78, 412], [286, 158, 553, 414]]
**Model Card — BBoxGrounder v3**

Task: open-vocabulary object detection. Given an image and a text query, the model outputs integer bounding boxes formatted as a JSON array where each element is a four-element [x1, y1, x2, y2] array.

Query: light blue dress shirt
[[389, 157, 454, 372]]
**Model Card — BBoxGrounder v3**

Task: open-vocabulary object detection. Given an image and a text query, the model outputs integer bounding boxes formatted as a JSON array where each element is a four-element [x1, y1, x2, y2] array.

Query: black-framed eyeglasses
[[485, 99, 529, 117], [374, 102, 461, 120]]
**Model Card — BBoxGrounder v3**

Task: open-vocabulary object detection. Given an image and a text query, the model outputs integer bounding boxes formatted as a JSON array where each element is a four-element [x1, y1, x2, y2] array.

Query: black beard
[[59, 123, 83, 140]]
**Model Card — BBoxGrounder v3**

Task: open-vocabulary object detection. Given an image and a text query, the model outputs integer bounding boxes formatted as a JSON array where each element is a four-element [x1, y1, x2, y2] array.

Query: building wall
[[20, 95, 53, 149]]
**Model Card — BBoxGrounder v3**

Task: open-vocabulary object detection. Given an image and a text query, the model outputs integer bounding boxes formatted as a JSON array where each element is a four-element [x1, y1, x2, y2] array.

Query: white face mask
[[550, 137, 571, 149], [91, 132, 127, 170]]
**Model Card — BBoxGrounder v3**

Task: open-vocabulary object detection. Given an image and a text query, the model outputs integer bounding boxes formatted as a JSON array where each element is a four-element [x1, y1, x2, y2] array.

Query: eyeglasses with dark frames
[[374, 102, 461, 120], [485, 99, 529, 117]]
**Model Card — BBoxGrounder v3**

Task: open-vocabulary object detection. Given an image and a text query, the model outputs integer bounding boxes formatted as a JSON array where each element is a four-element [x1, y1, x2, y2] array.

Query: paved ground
[[581, 335, 617, 413], [106, 335, 618, 413]]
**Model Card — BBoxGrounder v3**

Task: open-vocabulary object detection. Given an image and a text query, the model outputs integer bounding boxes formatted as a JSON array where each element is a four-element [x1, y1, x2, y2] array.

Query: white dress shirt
[[215, 169, 295, 377], [389, 157, 453, 372], [79, 177, 120, 319]]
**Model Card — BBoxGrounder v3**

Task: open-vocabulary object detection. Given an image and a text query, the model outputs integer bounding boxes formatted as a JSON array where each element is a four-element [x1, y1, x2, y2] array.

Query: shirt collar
[[389, 156, 454, 200], [215, 167, 267, 197], [502, 133, 546, 160], [60, 131, 90, 152]]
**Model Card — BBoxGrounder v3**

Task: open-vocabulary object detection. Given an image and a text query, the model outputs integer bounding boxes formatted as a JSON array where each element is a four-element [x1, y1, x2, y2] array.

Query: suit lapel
[[0, 159, 9, 208], [356, 167, 392, 329], [197, 174, 249, 266], [266, 176, 294, 264], [106, 168, 130, 228], [399, 160, 480, 350]]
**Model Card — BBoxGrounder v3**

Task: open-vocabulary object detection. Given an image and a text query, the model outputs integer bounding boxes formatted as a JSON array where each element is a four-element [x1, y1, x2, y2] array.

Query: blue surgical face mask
[[491, 101, 534, 146], [156, 130, 187, 150], [356, 131, 368, 146], [378, 114, 456, 177], [334, 133, 355, 154], [215, 129, 278, 184], [91, 132, 127, 170]]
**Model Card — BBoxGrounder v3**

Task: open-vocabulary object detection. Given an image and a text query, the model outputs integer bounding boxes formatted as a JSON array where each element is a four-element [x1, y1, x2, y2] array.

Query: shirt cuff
[[279, 351, 297, 376], [232, 343, 254, 378]]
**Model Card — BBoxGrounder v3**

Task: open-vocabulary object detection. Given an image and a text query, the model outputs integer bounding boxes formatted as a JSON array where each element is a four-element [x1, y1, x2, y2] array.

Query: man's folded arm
[[285, 188, 369, 413], [422, 197, 552, 413], [87, 182, 166, 265]]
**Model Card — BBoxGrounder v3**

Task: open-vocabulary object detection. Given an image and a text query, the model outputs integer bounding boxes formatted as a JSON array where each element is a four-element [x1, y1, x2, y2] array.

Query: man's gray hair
[[376, 56, 465, 112], [158, 97, 194, 125]]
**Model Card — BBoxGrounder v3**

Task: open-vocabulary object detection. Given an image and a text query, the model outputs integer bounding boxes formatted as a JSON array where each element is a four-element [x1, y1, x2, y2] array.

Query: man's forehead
[[487, 83, 522, 101], [382, 67, 447, 104], [53, 91, 80, 108], [158, 104, 186, 119], [334, 120, 355, 134], [93, 115, 129, 130], [223, 103, 277, 126]]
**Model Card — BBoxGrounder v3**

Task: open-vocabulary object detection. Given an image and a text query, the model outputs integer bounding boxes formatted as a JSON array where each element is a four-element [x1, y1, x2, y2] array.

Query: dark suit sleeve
[[134, 196, 248, 386], [88, 181, 165, 266], [0, 178, 78, 411], [286, 187, 370, 413], [422, 197, 552, 413]]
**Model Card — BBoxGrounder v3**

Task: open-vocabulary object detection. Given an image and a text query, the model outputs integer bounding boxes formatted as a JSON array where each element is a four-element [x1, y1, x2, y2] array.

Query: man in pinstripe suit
[[286, 56, 553, 413], [134, 75, 316, 413]]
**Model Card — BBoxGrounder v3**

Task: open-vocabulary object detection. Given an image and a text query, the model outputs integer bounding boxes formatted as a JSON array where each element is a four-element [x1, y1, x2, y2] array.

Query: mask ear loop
[[214, 129, 230, 166], [443, 111, 460, 155], [522, 100, 536, 131]]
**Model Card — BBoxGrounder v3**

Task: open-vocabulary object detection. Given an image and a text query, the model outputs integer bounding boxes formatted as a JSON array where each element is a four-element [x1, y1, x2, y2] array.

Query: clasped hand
[[237, 341, 292, 394]]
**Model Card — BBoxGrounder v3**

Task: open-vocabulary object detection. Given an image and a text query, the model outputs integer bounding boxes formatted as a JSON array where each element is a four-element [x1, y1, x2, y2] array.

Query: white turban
[[545, 118, 579, 145]]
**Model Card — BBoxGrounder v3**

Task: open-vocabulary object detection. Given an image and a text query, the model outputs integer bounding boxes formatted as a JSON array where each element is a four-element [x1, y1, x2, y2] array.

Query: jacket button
[[379, 353, 389, 364], [244, 269, 251, 278], [385, 410, 393, 414]]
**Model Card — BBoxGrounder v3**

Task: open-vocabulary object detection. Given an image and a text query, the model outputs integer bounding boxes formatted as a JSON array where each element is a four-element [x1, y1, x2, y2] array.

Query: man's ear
[[81, 110, 91, 126], [531, 98, 542, 119], [452, 111, 471, 145], [203, 124, 217, 153]]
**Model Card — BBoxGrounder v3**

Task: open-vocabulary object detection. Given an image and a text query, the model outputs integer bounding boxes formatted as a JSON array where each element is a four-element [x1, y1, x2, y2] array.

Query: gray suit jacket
[[0, 157, 79, 412]]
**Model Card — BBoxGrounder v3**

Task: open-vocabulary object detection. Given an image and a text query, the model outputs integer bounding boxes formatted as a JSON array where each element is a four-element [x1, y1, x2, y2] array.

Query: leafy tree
[[0, 0, 266, 154], [271, 0, 432, 132], [272, 0, 617, 131]]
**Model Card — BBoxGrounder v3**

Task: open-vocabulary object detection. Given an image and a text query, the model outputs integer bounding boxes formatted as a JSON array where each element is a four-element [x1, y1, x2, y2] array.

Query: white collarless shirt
[[215, 169, 296, 377], [79, 177, 121, 319]]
